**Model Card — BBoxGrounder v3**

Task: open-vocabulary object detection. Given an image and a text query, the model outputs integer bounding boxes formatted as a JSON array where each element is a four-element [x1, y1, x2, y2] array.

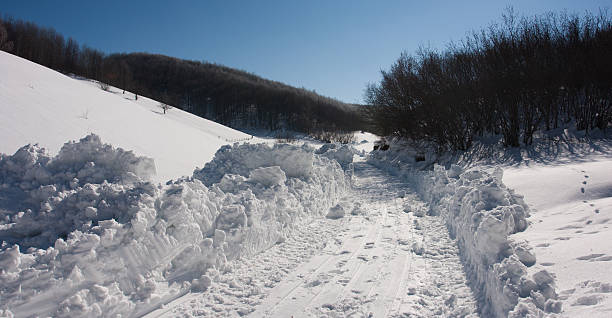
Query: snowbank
[[0, 134, 155, 249], [194, 143, 316, 185], [315, 143, 356, 169], [0, 136, 348, 317], [370, 147, 561, 317]]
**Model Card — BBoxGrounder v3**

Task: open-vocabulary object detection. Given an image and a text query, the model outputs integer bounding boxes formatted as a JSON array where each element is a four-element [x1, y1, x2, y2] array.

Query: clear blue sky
[[2, 0, 609, 103]]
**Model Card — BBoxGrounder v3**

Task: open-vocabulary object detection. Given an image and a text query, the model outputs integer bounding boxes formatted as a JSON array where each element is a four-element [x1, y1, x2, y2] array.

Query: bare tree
[[99, 81, 110, 91], [0, 23, 14, 52], [159, 102, 172, 114]]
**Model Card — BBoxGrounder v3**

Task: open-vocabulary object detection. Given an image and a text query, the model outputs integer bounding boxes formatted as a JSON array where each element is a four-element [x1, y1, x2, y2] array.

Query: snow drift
[[314, 143, 357, 169], [370, 147, 562, 317], [0, 136, 348, 317]]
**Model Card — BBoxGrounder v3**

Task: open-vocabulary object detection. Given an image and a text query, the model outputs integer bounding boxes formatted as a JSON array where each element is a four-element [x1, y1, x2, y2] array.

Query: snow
[[370, 145, 560, 317], [153, 161, 478, 317], [248, 166, 287, 187], [315, 143, 357, 169], [367, 136, 612, 317], [325, 204, 346, 219], [193, 143, 316, 186], [2, 49, 611, 317], [0, 51, 354, 317], [0, 51, 255, 183], [352, 132, 379, 153], [0, 137, 348, 317], [504, 154, 612, 317], [0, 134, 156, 249]]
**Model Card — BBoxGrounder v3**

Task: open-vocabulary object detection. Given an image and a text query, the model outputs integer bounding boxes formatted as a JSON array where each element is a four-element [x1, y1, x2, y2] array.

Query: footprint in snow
[[576, 253, 605, 260], [572, 295, 603, 306], [556, 224, 583, 230], [397, 238, 410, 245], [357, 255, 369, 261]]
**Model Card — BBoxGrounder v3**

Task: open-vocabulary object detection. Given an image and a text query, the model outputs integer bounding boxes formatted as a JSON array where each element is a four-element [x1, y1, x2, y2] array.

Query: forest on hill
[[0, 16, 363, 135], [365, 9, 612, 150]]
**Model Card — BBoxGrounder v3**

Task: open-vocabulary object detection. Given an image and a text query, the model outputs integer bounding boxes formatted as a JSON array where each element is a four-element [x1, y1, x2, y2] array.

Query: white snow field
[[504, 154, 612, 317], [0, 51, 254, 183]]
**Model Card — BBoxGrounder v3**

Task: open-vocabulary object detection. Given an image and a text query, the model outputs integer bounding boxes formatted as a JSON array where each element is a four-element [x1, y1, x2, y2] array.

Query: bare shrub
[[275, 131, 297, 144], [310, 131, 355, 144], [159, 102, 173, 114], [99, 81, 110, 91]]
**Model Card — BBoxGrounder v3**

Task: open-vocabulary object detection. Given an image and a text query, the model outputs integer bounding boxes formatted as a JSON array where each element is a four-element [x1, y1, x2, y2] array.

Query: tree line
[[0, 15, 362, 134], [365, 9, 612, 150]]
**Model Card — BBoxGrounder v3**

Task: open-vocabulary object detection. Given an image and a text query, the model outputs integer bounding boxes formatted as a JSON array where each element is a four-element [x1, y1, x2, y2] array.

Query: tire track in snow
[[254, 208, 386, 317], [257, 216, 378, 316], [299, 162, 479, 317], [310, 205, 389, 310], [146, 218, 344, 317]]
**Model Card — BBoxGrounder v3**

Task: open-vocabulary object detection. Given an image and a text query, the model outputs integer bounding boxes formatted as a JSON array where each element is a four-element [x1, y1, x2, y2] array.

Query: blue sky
[[2, 0, 609, 103]]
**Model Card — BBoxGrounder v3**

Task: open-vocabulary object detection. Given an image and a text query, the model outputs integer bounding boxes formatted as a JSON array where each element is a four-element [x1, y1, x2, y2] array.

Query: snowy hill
[[0, 51, 254, 183], [0, 51, 356, 317]]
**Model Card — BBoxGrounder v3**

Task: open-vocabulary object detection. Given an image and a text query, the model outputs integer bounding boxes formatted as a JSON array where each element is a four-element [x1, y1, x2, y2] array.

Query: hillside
[[0, 17, 364, 135], [0, 49, 353, 317], [0, 50, 254, 183], [104, 53, 362, 133]]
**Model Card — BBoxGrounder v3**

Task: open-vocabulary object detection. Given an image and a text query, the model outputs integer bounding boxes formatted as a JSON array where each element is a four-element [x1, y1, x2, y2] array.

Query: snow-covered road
[[151, 161, 478, 317]]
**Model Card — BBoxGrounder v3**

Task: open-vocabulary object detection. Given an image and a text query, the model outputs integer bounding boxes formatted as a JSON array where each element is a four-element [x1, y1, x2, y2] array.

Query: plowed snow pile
[[0, 135, 348, 317], [370, 145, 562, 317]]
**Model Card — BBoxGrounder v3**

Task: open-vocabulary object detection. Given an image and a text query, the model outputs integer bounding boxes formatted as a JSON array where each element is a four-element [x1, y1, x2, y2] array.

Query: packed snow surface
[[0, 51, 254, 183]]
